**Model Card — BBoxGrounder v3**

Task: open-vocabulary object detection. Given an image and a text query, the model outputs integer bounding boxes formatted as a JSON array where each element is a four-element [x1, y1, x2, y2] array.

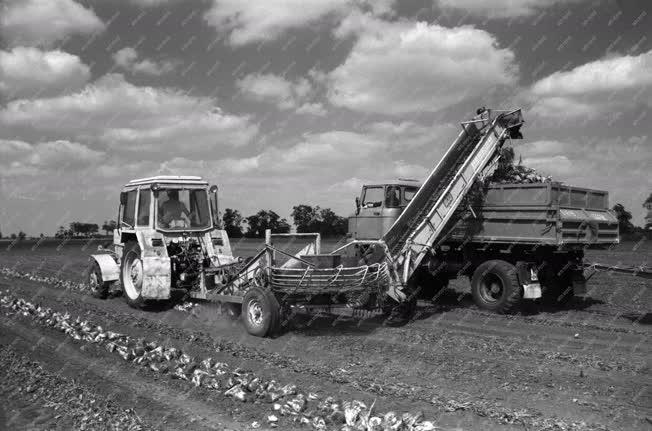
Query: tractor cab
[[348, 179, 421, 240]]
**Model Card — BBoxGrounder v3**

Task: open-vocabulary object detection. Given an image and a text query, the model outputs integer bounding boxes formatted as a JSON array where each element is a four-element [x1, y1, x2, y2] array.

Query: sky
[[0, 0, 651, 236]]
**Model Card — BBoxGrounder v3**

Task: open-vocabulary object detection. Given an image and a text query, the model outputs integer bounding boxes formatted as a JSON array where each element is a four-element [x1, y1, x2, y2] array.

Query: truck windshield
[[156, 188, 212, 231]]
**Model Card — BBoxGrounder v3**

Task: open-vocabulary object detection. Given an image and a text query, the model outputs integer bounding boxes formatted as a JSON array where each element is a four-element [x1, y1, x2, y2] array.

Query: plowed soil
[[0, 238, 650, 430]]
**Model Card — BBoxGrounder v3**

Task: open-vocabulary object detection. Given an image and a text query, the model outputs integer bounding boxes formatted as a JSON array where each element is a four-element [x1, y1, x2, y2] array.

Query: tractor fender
[[89, 254, 120, 282]]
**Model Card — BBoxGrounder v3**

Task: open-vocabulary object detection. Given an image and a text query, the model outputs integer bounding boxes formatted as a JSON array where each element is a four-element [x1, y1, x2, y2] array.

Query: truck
[[348, 179, 620, 311]]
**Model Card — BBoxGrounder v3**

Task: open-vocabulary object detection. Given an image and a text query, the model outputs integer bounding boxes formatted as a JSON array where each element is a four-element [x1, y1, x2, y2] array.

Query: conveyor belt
[[382, 109, 524, 283]]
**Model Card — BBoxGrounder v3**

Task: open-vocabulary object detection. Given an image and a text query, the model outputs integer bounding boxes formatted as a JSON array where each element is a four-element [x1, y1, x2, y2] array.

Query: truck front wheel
[[471, 260, 521, 313]]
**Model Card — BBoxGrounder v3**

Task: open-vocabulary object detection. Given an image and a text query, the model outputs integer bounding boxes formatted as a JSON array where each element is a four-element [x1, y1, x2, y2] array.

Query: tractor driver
[[159, 190, 192, 227]]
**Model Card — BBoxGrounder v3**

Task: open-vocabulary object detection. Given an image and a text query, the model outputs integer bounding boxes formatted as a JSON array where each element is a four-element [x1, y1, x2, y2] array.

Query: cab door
[[351, 186, 386, 240]]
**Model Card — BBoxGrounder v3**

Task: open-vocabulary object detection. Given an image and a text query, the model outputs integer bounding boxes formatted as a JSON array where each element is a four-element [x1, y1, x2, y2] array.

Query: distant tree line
[[55, 222, 100, 238], [221, 205, 347, 238]]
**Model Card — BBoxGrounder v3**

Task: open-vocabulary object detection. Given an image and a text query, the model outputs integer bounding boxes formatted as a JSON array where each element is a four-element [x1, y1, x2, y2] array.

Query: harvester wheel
[[121, 241, 146, 309], [471, 260, 521, 313], [87, 261, 110, 299], [242, 287, 280, 337]]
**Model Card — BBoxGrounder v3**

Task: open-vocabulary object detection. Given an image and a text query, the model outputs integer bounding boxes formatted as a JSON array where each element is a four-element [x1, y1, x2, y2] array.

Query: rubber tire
[[471, 260, 521, 313], [241, 287, 280, 337], [87, 261, 110, 299], [121, 241, 146, 309]]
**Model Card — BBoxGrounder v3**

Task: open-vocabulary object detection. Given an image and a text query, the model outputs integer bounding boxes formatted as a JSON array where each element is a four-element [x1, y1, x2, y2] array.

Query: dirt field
[[0, 238, 650, 430]]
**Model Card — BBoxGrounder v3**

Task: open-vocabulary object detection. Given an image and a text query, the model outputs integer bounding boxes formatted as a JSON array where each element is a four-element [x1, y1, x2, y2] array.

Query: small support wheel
[[242, 287, 280, 337], [87, 261, 110, 299]]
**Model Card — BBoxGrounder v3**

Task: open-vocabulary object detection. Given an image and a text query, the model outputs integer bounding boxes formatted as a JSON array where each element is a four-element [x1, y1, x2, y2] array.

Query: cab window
[[403, 187, 418, 204], [362, 187, 383, 208], [137, 189, 151, 226], [121, 190, 137, 227]]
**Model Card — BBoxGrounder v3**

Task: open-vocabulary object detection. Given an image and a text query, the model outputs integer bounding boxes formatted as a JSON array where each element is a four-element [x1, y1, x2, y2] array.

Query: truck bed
[[446, 182, 619, 245]]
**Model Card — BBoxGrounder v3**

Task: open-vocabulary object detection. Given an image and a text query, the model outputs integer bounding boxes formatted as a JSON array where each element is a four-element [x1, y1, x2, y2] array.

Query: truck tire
[[471, 260, 521, 313], [121, 241, 146, 309], [242, 287, 280, 337], [87, 261, 110, 299]]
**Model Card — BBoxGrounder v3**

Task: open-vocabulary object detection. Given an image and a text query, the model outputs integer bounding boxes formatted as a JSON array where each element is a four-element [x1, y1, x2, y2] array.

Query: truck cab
[[348, 179, 420, 240]]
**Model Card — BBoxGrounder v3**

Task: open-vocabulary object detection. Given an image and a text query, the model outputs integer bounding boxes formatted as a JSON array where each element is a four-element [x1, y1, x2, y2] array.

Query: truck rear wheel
[[242, 287, 280, 337], [121, 241, 146, 309], [471, 260, 521, 313]]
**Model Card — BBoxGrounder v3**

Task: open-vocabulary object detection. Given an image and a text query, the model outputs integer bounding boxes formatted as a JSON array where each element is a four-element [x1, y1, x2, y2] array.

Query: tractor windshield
[[156, 188, 212, 231]]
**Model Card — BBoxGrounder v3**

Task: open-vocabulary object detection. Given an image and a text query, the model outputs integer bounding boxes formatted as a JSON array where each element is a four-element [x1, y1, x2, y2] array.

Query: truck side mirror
[[119, 192, 128, 205], [355, 197, 361, 215]]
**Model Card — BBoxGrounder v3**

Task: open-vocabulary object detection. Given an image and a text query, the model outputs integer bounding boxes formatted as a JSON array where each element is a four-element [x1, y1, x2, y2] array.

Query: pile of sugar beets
[[489, 147, 553, 185], [1, 294, 439, 431]]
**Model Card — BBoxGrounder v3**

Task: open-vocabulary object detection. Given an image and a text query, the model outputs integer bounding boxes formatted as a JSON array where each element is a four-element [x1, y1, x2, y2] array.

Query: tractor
[[87, 176, 239, 307]]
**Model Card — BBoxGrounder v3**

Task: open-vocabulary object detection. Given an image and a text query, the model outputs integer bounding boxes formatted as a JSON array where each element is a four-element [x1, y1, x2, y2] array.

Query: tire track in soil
[[0, 292, 508, 431], [0, 345, 148, 430], [0, 316, 249, 431], [3, 275, 649, 430]]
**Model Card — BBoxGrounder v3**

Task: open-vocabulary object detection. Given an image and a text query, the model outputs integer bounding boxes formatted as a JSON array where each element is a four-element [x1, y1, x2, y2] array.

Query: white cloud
[[203, 0, 395, 46], [204, 0, 349, 45], [0, 0, 105, 47], [237, 73, 303, 109], [0, 74, 258, 155], [237, 73, 327, 114], [527, 50, 652, 120], [0, 47, 91, 99], [0, 139, 104, 176], [327, 15, 518, 115], [113, 47, 178, 76], [435, 0, 585, 19], [295, 102, 327, 116], [517, 137, 651, 224], [128, 0, 183, 5], [215, 120, 450, 179]]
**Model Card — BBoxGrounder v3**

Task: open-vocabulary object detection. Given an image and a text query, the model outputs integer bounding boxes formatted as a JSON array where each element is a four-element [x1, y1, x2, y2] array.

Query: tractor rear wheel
[[121, 241, 146, 309], [242, 287, 280, 337], [87, 261, 110, 299], [471, 260, 522, 313]]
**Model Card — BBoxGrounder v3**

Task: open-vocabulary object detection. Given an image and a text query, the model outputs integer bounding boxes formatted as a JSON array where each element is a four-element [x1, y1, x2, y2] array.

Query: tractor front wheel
[[241, 287, 280, 337], [87, 261, 110, 299]]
